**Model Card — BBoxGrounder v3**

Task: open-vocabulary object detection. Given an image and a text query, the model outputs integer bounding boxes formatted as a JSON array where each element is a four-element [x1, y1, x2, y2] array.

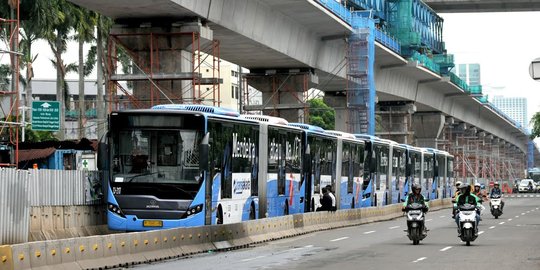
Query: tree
[[42, 0, 76, 140], [531, 112, 540, 139], [308, 98, 335, 130], [73, 5, 98, 139], [95, 14, 113, 140]]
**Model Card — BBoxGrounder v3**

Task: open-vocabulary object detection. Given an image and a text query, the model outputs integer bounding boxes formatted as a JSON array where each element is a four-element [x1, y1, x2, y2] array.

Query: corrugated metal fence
[[1, 168, 102, 244], [28, 169, 102, 206], [0, 169, 31, 244]]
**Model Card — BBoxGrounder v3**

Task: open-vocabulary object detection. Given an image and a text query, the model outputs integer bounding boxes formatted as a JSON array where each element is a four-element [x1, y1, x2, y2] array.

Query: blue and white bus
[[288, 123, 338, 212], [103, 104, 454, 231], [325, 130, 366, 209]]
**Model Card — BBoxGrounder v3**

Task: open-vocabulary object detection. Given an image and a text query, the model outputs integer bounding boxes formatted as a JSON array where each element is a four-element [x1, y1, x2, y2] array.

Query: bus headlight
[[108, 203, 126, 218], [184, 204, 203, 218]]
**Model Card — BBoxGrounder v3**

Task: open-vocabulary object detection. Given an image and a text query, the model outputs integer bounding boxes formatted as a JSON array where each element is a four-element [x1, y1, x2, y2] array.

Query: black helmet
[[460, 183, 471, 194], [412, 183, 422, 193]]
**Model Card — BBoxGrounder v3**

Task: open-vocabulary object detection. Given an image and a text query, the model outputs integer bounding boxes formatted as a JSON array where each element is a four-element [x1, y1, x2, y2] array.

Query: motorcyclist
[[455, 183, 481, 236], [489, 182, 504, 211], [473, 182, 487, 203], [451, 181, 463, 218], [402, 183, 429, 235]]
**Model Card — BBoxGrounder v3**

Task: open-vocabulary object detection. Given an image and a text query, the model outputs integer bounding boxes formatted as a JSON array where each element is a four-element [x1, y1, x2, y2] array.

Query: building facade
[[458, 63, 481, 86], [492, 96, 528, 128]]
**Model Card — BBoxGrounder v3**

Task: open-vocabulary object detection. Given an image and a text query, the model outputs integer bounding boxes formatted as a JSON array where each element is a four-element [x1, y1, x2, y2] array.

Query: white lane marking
[[304, 245, 314, 248], [389, 226, 400, 229], [440, 246, 453, 252], [330, 237, 349, 242], [439, 215, 446, 218], [508, 219, 512, 221], [536, 208, 539, 210], [515, 215, 520, 218], [521, 213, 526, 215], [499, 222, 505, 225], [426, 219, 433, 222], [242, 255, 266, 262], [363, 231, 376, 235], [413, 257, 427, 263], [478, 231, 485, 235], [489, 226, 496, 229], [518, 195, 522, 198]]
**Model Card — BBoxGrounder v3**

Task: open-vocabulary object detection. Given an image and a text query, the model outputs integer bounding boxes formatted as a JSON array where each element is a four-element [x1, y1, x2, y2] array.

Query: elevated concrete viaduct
[[71, 0, 530, 180]]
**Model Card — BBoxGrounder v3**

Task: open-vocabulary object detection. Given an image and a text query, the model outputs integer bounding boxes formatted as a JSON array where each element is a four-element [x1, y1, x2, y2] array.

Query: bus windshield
[[111, 129, 202, 184]]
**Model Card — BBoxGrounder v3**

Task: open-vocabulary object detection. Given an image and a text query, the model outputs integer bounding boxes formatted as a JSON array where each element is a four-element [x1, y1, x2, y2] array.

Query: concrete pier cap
[[412, 112, 445, 148]]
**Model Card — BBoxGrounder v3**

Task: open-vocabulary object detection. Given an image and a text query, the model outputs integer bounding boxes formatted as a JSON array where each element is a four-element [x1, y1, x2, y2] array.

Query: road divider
[[0, 199, 452, 270]]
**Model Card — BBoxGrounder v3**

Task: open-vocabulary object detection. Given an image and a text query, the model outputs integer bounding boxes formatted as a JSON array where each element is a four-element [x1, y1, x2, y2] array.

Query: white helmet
[[474, 182, 481, 187], [455, 181, 463, 187]]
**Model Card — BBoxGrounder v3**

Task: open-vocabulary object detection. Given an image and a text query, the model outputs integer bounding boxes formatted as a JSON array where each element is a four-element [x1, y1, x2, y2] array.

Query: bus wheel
[[217, 205, 224, 225], [311, 198, 315, 212], [249, 203, 256, 220], [351, 198, 355, 209], [284, 201, 289, 215]]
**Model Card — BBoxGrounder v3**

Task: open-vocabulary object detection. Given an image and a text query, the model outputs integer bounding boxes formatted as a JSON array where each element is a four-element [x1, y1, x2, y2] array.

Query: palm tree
[[73, 5, 98, 139], [42, 0, 75, 140], [96, 14, 113, 140]]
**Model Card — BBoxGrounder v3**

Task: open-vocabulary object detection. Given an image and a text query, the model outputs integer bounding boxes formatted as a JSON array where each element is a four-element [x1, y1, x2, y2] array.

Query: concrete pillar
[[110, 21, 213, 108], [412, 112, 445, 148], [376, 102, 416, 144], [323, 94, 347, 132], [246, 71, 318, 123]]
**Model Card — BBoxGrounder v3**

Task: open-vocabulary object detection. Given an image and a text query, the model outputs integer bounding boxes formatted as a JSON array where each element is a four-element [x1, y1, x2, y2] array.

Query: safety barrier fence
[[0, 169, 104, 246], [0, 199, 452, 270]]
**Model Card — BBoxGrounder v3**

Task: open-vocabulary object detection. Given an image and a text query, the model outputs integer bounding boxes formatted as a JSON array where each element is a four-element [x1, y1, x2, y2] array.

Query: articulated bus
[[103, 104, 454, 231]]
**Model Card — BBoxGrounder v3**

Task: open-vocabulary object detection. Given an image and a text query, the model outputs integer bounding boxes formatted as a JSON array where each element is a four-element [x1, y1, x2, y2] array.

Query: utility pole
[[238, 65, 243, 114]]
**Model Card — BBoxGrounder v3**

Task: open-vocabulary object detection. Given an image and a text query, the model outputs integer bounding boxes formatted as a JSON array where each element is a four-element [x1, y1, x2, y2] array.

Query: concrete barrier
[[0, 200, 453, 270]]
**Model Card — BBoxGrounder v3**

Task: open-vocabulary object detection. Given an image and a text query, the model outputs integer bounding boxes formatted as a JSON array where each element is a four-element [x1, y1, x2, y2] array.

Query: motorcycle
[[457, 203, 478, 246], [404, 202, 428, 245], [490, 194, 503, 219]]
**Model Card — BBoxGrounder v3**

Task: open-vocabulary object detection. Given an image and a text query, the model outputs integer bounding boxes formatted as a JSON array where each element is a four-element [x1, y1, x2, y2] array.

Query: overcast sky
[[441, 12, 540, 122]]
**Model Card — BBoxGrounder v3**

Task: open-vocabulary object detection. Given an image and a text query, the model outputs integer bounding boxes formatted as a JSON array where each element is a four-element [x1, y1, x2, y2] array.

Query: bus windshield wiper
[[126, 172, 159, 182], [161, 183, 195, 199]]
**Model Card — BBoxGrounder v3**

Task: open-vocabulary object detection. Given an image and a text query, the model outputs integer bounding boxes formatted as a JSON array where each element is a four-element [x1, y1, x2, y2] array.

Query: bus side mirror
[[199, 133, 209, 172], [303, 145, 311, 172], [97, 132, 109, 171]]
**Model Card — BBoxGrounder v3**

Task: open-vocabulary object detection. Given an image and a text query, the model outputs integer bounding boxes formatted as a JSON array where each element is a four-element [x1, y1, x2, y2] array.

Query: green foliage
[[23, 128, 58, 143], [531, 112, 540, 139], [308, 98, 335, 130]]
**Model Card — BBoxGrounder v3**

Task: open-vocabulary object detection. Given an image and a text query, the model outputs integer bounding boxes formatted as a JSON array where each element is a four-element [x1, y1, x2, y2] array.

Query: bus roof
[[240, 115, 289, 125], [288, 123, 325, 133], [151, 104, 240, 117], [324, 130, 356, 139]]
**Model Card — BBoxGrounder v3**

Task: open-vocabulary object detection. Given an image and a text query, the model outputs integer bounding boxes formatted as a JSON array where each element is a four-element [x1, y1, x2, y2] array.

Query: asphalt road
[[128, 197, 540, 270]]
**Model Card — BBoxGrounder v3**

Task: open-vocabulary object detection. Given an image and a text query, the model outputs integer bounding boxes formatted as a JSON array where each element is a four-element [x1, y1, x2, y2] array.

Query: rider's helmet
[[412, 183, 422, 194], [455, 181, 463, 188], [460, 183, 471, 194], [474, 182, 481, 191], [494, 182, 499, 187]]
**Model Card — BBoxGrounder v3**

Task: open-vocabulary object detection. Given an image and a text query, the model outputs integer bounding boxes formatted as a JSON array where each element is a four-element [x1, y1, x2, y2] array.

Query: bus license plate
[[143, 220, 163, 227]]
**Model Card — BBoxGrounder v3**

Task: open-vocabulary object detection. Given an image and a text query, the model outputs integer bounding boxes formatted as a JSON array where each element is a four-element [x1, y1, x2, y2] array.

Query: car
[[518, 179, 537, 193]]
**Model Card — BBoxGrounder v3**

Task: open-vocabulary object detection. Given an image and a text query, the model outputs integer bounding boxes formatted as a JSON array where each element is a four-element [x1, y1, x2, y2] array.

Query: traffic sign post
[[31, 101, 60, 131]]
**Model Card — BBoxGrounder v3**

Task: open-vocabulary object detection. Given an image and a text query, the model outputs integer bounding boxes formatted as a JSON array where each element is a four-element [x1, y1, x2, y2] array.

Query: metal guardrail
[[0, 199, 452, 270], [316, 0, 402, 54]]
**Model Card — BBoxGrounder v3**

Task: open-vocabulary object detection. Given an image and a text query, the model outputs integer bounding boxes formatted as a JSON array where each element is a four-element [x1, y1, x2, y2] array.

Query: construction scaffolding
[[346, 25, 374, 134], [243, 71, 311, 122], [106, 27, 221, 111], [438, 123, 526, 187], [0, 0, 20, 167]]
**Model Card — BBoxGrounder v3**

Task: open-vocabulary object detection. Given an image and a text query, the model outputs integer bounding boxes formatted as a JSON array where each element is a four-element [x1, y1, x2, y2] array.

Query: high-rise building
[[458, 63, 481, 86], [491, 96, 528, 128]]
